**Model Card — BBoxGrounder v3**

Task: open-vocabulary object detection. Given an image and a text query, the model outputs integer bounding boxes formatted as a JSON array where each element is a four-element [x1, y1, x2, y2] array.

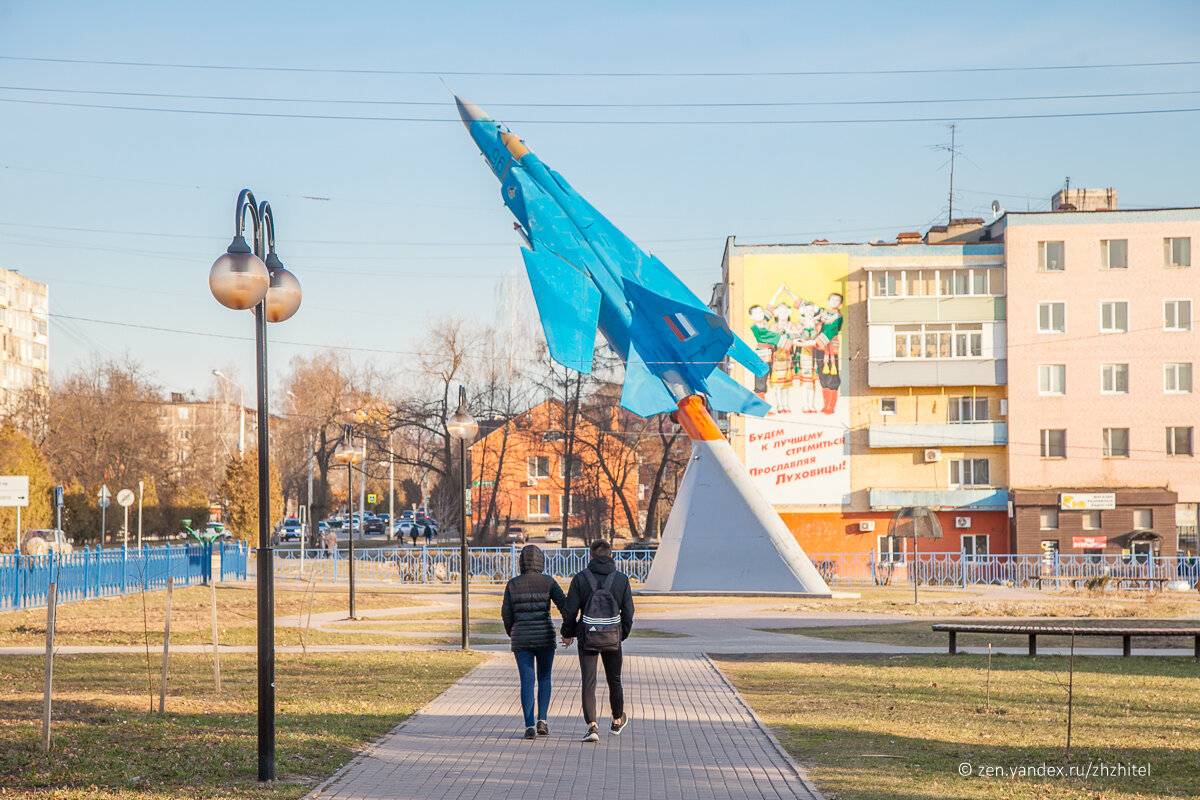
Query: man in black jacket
[[561, 539, 634, 742], [501, 545, 567, 739]]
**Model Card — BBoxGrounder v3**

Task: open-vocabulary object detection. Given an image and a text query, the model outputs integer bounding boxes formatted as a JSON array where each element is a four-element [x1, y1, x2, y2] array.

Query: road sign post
[[116, 490, 135, 548], [54, 485, 63, 532], [1, 477, 30, 542], [98, 485, 112, 546]]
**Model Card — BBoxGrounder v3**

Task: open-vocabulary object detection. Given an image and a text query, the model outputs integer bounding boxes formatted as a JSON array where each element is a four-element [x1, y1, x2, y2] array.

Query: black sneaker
[[582, 723, 599, 743], [610, 713, 628, 736], [536, 720, 549, 736], [524, 726, 537, 740]]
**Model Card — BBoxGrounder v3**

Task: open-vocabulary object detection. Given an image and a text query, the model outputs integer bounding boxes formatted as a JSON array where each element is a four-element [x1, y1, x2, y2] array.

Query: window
[[177, 407, 189, 420], [566, 494, 584, 515], [877, 534, 902, 563], [879, 397, 897, 415], [1164, 299, 1192, 331], [893, 323, 985, 359], [559, 455, 582, 479], [949, 458, 989, 487], [1100, 301, 1129, 333], [1102, 427, 1130, 458], [1039, 364, 1066, 395], [1165, 237, 1191, 267], [872, 271, 900, 297], [1081, 510, 1101, 530], [1040, 429, 1067, 458], [1040, 508, 1060, 530], [1101, 364, 1129, 394], [1167, 426, 1194, 456], [1100, 239, 1128, 269], [1038, 302, 1065, 333], [948, 396, 989, 422], [526, 456, 550, 480], [961, 535, 989, 558], [1039, 241, 1065, 270], [939, 269, 990, 296], [1133, 509, 1153, 530], [1165, 363, 1193, 393], [526, 494, 551, 518]]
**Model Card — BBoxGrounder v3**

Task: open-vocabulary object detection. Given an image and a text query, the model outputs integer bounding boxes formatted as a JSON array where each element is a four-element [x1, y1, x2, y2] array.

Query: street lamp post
[[446, 386, 478, 651], [333, 424, 361, 618], [212, 370, 246, 457], [208, 189, 302, 783]]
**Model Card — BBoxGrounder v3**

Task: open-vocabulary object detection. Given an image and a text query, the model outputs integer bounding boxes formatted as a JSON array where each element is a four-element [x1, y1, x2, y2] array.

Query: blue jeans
[[514, 648, 555, 728]]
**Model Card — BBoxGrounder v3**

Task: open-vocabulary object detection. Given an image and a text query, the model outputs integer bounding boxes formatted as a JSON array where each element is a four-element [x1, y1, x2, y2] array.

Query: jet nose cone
[[454, 95, 489, 130]]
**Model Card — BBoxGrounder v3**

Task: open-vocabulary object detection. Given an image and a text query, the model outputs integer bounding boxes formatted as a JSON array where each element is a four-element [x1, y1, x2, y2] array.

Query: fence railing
[[808, 552, 1200, 590], [269, 546, 657, 585], [0, 544, 213, 611]]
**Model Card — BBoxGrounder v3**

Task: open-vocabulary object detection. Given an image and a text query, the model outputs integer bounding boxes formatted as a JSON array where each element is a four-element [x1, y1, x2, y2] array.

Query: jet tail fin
[[620, 344, 678, 417], [623, 279, 733, 374], [701, 368, 771, 417], [522, 246, 600, 373]]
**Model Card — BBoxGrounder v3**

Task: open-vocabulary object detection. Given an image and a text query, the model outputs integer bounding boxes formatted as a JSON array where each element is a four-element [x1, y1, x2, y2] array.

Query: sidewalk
[[306, 653, 823, 800]]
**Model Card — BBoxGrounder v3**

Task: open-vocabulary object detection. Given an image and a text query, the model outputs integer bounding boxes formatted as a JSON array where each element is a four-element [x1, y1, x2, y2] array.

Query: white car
[[544, 526, 563, 543]]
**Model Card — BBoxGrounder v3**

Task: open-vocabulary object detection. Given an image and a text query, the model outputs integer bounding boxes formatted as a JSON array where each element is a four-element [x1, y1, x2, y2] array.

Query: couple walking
[[500, 539, 634, 742]]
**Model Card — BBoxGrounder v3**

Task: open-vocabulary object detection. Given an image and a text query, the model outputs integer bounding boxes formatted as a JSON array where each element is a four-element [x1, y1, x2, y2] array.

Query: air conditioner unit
[[526, 477, 538, 487], [858, 520, 876, 533], [955, 516, 972, 529], [924, 448, 942, 463]]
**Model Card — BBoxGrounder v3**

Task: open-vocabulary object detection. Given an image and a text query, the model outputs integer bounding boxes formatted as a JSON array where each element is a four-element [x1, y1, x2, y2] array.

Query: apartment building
[[994, 190, 1200, 557], [718, 234, 1009, 558], [0, 267, 49, 410]]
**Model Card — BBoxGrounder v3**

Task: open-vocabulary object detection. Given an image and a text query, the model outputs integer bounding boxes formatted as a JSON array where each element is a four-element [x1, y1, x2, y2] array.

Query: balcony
[[868, 422, 1007, 449], [869, 489, 1008, 511], [869, 296, 1006, 323], [869, 359, 1006, 387]]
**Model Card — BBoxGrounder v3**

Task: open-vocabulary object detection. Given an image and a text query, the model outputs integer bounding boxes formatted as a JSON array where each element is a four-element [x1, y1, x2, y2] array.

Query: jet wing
[[522, 245, 600, 374]]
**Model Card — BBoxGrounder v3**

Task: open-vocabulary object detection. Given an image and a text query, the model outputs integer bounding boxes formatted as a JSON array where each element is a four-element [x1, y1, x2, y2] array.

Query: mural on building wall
[[740, 254, 850, 506]]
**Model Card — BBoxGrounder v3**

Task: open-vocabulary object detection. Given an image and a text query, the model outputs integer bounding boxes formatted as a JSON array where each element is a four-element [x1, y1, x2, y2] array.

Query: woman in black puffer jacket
[[501, 544, 567, 739]]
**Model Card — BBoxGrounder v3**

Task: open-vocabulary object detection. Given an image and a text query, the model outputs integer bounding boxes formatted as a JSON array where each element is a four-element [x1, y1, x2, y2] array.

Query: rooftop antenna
[[928, 123, 961, 225]]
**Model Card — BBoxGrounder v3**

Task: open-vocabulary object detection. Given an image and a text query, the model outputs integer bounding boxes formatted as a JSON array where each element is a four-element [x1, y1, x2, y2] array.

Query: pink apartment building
[[995, 191, 1199, 557]]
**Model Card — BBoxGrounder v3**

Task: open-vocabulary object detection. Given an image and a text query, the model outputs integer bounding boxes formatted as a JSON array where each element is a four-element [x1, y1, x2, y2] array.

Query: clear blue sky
[[1, 0, 1197, 396]]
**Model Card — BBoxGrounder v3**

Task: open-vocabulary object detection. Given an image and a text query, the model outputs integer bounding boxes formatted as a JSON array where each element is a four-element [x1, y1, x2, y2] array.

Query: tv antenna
[[928, 123, 961, 224]]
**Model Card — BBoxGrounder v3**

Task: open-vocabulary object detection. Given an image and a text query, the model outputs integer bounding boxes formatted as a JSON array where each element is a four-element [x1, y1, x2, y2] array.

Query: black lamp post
[[333, 424, 362, 618], [208, 189, 302, 782], [446, 386, 478, 650]]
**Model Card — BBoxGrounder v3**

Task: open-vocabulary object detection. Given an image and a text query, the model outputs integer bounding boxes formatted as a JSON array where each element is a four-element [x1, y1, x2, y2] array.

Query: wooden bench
[[931, 623, 1200, 658], [1032, 575, 1174, 590]]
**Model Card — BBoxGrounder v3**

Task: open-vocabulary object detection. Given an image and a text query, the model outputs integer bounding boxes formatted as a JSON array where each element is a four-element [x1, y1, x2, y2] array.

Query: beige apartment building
[[994, 189, 1200, 557], [0, 267, 50, 412]]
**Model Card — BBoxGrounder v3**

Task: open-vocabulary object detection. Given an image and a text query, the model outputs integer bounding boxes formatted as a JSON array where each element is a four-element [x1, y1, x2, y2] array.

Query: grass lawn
[[628, 628, 690, 638], [768, 586, 1200, 619], [763, 618, 1200, 651], [716, 653, 1199, 800], [0, 650, 484, 799]]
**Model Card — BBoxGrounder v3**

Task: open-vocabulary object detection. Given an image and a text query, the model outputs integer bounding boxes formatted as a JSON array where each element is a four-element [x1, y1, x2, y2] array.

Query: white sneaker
[[582, 723, 599, 743]]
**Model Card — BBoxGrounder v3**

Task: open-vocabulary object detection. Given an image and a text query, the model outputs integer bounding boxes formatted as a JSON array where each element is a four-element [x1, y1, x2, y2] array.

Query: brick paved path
[[308, 653, 822, 800]]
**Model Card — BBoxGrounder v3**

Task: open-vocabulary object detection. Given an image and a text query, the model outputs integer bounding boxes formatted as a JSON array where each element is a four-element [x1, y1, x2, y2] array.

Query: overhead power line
[[3, 55, 1199, 76], [3, 84, 1200, 108], [3, 95, 1199, 124]]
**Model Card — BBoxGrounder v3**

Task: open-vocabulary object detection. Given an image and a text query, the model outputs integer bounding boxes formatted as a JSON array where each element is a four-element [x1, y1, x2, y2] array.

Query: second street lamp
[[333, 424, 362, 618], [446, 386, 478, 650], [208, 189, 302, 783]]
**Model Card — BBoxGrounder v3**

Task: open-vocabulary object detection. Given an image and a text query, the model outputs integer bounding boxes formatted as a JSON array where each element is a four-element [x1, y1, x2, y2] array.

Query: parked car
[[20, 529, 73, 555], [623, 541, 659, 551], [504, 526, 526, 544], [279, 518, 304, 542], [543, 526, 563, 543], [395, 520, 416, 539]]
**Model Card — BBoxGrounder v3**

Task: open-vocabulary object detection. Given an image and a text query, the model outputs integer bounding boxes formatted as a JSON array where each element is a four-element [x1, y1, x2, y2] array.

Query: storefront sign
[[1071, 535, 1108, 549], [1060, 493, 1116, 510]]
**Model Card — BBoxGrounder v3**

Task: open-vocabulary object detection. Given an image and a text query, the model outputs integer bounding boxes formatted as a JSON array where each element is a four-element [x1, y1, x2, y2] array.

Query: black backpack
[[579, 570, 622, 651]]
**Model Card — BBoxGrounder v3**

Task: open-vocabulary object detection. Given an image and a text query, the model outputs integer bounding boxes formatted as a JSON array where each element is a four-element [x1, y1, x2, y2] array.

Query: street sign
[[98, 496, 110, 509], [98, 485, 111, 501], [1060, 493, 1116, 510], [116, 489, 136, 508], [1072, 535, 1108, 549], [0, 476, 30, 507], [54, 485, 64, 507], [367, 493, 377, 504]]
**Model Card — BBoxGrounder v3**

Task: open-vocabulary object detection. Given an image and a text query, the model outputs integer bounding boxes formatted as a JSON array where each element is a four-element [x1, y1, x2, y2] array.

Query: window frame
[[1039, 240, 1066, 271], [1102, 427, 1131, 458], [949, 458, 990, 488], [1164, 236, 1192, 268], [879, 397, 897, 415], [1100, 238, 1128, 270], [1039, 507, 1060, 531], [1164, 298, 1193, 332], [1038, 301, 1066, 334], [876, 534, 903, 563], [1164, 362, 1194, 394], [1038, 364, 1066, 396], [1040, 428, 1067, 459], [1100, 363, 1130, 395], [1099, 300, 1129, 334], [526, 493, 551, 518], [526, 455, 550, 480], [1167, 426, 1195, 457]]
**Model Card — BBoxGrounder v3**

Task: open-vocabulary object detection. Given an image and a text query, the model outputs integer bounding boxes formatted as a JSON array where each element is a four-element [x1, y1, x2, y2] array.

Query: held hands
[[561, 637, 574, 648]]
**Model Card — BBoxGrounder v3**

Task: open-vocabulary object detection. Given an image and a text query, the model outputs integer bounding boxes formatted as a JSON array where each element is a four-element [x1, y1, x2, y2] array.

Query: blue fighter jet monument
[[455, 95, 831, 595]]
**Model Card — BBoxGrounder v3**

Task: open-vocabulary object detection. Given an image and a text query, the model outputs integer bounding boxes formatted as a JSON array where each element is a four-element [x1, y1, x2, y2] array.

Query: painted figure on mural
[[814, 292, 844, 414], [747, 304, 779, 401], [768, 300, 794, 413], [788, 300, 822, 413]]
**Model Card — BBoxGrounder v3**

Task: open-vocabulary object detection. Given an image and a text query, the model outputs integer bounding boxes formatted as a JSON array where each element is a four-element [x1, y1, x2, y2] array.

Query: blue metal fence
[[1, 544, 212, 611], [270, 546, 656, 585]]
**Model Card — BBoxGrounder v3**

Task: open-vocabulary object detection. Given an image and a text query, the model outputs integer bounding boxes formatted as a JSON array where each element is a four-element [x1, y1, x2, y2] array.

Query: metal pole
[[359, 436, 367, 524], [348, 460, 356, 619], [137, 481, 143, 550], [252, 234, 275, 783], [304, 432, 313, 572], [388, 442, 395, 540], [239, 386, 246, 457], [460, 436, 469, 650]]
